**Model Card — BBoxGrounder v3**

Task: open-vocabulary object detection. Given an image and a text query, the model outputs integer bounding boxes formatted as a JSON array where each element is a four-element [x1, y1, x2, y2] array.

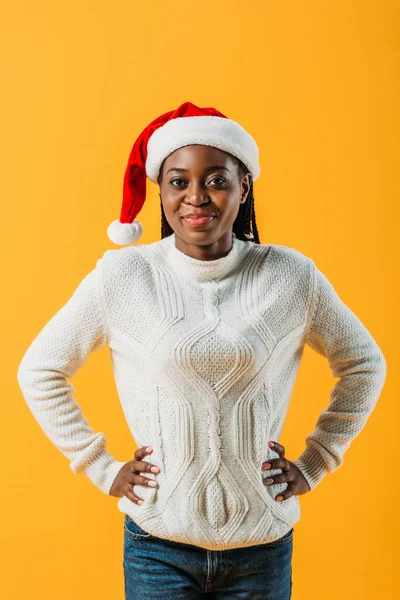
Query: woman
[[17, 101, 387, 599]]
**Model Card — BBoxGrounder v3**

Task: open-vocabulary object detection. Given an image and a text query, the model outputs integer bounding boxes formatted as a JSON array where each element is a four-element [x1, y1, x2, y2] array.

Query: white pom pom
[[107, 219, 144, 245]]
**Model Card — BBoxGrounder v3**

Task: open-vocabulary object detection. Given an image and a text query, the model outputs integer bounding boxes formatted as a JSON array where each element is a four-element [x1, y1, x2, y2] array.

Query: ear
[[240, 173, 252, 204]]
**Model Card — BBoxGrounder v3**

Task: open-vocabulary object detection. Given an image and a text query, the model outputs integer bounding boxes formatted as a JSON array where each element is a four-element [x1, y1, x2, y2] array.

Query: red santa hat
[[107, 101, 260, 245]]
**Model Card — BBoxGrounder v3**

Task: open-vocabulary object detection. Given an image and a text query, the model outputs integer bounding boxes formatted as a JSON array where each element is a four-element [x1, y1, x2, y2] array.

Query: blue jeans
[[123, 515, 293, 599]]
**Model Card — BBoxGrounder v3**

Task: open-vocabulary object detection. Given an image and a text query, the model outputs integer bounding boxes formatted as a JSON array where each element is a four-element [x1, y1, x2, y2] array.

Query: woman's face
[[158, 144, 251, 259]]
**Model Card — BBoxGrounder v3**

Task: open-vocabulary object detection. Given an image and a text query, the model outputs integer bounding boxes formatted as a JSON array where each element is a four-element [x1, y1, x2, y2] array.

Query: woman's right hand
[[109, 446, 160, 504]]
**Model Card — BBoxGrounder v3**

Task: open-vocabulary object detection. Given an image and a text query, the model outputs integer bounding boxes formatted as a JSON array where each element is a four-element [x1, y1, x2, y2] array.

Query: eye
[[169, 178, 187, 187], [168, 177, 227, 187], [209, 177, 226, 185]]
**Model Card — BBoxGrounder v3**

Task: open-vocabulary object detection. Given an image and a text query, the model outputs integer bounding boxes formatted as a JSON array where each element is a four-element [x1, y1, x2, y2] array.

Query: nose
[[185, 181, 210, 205]]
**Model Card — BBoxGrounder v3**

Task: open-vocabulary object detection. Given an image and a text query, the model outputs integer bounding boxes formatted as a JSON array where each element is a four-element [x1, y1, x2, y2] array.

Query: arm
[[16, 259, 129, 495], [292, 261, 387, 491]]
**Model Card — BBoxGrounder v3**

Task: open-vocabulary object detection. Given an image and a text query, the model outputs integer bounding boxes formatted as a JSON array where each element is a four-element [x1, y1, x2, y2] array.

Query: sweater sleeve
[[291, 260, 387, 492], [16, 259, 129, 496]]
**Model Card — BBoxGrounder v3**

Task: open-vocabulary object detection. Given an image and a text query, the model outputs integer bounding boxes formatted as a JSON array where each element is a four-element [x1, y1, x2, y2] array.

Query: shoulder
[[268, 243, 312, 264], [98, 238, 166, 272], [255, 242, 314, 278]]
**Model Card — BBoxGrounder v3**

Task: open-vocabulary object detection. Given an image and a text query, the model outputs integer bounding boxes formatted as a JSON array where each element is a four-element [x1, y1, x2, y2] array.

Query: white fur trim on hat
[[145, 116, 260, 183], [107, 219, 144, 245]]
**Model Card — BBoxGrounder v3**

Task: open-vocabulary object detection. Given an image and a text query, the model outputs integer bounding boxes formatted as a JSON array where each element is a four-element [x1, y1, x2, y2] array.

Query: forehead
[[163, 144, 233, 167]]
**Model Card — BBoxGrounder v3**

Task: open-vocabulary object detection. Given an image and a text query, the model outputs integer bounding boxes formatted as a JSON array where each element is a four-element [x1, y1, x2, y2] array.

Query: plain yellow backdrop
[[2, 1, 398, 598]]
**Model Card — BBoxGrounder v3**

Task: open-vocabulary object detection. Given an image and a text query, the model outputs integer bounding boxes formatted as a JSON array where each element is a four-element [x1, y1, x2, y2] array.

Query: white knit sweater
[[17, 233, 386, 550]]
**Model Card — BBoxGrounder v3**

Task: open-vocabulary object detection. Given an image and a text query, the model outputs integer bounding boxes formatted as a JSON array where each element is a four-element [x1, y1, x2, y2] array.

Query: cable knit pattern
[[16, 233, 387, 550]]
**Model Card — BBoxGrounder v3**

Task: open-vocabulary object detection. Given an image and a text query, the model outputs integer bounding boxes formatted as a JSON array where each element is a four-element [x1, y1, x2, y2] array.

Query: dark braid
[[158, 153, 260, 244]]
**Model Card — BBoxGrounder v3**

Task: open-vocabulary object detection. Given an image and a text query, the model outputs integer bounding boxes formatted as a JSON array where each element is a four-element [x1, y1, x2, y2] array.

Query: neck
[[162, 232, 248, 283], [173, 230, 235, 261]]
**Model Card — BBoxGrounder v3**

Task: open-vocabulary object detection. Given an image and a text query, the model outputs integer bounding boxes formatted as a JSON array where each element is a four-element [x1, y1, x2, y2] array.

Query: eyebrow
[[166, 165, 230, 174]]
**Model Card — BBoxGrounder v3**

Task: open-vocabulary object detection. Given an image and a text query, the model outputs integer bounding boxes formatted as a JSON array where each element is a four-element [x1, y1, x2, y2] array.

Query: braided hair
[[158, 152, 260, 244]]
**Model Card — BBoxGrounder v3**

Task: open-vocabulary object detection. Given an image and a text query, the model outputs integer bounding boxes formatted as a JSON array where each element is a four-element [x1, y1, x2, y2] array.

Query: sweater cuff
[[292, 444, 330, 492], [74, 448, 129, 496]]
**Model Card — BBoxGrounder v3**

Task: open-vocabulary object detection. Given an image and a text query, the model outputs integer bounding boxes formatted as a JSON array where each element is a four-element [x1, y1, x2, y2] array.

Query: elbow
[[16, 355, 27, 388], [16, 349, 37, 397], [367, 344, 387, 393], [16, 356, 31, 397], [369, 344, 387, 388], [331, 343, 387, 390], [371, 335, 387, 376], [377, 349, 387, 385]]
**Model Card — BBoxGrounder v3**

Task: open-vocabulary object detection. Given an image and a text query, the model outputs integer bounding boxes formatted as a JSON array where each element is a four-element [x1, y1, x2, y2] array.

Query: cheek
[[161, 187, 239, 219], [161, 198, 183, 226], [219, 196, 242, 220], [160, 192, 179, 211]]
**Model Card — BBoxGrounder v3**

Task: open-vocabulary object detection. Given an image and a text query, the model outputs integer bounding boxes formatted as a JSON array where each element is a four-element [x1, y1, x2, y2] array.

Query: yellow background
[[2, 1, 398, 598]]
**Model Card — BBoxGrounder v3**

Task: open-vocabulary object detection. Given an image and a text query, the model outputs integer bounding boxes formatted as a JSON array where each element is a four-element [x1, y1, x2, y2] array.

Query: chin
[[174, 228, 213, 245]]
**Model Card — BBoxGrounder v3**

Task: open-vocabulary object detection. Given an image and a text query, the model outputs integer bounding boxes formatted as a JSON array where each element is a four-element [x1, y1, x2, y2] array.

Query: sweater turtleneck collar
[[163, 232, 248, 283]]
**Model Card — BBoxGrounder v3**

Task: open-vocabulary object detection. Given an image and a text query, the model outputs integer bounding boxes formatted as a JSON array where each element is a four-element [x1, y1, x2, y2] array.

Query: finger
[[268, 441, 286, 458], [134, 445, 153, 460], [262, 457, 291, 471], [133, 446, 160, 474], [124, 483, 145, 505], [264, 471, 294, 486], [131, 473, 157, 489], [275, 484, 296, 502], [133, 460, 160, 474]]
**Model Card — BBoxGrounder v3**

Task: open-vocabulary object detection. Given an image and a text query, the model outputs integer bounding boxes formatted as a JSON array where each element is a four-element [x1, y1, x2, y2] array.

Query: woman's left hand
[[262, 440, 311, 501]]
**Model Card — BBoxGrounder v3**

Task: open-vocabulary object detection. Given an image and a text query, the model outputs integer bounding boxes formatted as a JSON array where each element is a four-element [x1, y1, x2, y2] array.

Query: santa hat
[[107, 101, 260, 245]]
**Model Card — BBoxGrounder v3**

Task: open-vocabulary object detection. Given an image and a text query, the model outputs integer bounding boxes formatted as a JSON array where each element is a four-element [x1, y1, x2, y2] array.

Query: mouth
[[181, 215, 216, 228]]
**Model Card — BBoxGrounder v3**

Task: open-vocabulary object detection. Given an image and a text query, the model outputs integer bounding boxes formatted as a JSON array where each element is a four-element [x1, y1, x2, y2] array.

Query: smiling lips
[[181, 214, 216, 228]]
